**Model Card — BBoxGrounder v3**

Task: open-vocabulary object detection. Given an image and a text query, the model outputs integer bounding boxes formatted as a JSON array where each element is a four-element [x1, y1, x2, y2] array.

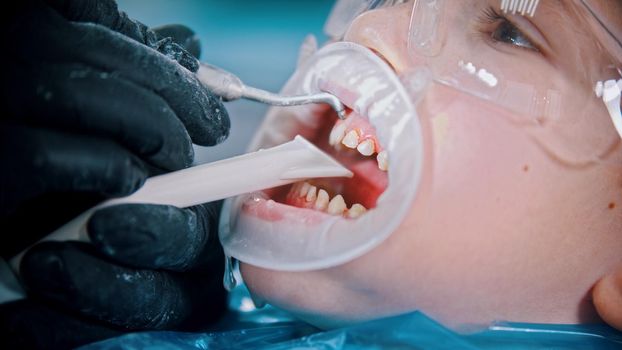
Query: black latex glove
[[0, 0, 230, 348], [2, 203, 227, 349]]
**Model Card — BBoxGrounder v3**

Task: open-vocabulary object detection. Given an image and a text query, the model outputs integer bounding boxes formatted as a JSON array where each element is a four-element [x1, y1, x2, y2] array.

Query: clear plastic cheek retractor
[[0, 136, 352, 303]]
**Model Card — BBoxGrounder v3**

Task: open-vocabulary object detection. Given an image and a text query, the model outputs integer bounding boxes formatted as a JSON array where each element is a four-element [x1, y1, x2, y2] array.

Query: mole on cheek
[[608, 202, 616, 210], [522, 165, 529, 172]]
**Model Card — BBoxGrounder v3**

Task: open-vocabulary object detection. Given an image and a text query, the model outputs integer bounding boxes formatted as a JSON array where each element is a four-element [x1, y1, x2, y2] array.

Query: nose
[[342, 4, 413, 73]]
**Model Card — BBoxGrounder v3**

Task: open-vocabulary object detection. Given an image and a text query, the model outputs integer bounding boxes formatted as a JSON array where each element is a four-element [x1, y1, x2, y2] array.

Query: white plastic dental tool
[[0, 135, 352, 303], [197, 63, 347, 120]]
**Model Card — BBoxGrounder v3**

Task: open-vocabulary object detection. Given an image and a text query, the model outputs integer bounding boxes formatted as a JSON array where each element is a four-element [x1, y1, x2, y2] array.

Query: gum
[[335, 111, 385, 153]]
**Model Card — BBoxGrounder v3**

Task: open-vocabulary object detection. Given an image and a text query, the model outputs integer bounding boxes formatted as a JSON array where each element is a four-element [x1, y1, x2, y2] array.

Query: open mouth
[[220, 42, 424, 271], [263, 103, 389, 219]]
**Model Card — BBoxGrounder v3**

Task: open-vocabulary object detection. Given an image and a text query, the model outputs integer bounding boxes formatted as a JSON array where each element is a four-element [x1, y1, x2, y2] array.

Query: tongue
[[338, 157, 387, 208]]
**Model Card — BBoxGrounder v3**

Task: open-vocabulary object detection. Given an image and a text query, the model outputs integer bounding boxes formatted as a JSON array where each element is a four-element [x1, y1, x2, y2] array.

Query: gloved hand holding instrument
[[0, 0, 349, 348], [0, 0, 232, 348]]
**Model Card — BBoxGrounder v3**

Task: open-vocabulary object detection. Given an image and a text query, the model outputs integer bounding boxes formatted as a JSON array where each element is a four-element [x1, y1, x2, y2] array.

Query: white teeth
[[342, 130, 360, 149], [329, 122, 347, 146], [327, 194, 347, 215], [290, 182, 302, 199], [314, 189, 329, 211], [289, 182, 368, 218], [376, 150, 388, 171], [299, 182, 311, 197], [306, 185, 317, 202], [356, 139, 375, 156], [348, 203, 367, 218]]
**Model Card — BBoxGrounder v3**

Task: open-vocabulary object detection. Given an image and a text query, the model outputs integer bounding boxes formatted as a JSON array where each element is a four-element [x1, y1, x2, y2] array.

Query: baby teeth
[[376, 151, 388, 171], [327, 194, 347, 215], [314, 189, 329, 211], [299, 182, 311, 197], [342, 130, 360, 149], [348, 203, 367, 218], [356, 139, 375, 156], [289, 182, 369, 218], [329, 122, 347, 146], [306, 185, 318, 202]]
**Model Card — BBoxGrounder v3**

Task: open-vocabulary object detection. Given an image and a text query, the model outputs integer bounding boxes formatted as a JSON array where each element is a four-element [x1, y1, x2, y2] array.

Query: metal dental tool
[[197, 63, 347, 119]]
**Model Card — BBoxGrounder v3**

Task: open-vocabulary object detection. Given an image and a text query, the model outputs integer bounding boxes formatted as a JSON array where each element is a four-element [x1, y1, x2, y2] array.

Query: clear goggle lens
[[324, 0, 411, 39], [325, 0, 621, 164]]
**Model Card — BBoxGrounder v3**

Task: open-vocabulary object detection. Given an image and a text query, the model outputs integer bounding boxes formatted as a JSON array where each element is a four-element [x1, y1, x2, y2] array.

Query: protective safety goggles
[[325, 0, 622, 141]]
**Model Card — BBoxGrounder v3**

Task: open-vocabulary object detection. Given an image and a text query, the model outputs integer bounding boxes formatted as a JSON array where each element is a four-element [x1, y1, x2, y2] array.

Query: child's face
[[240, 0, 622, 328]]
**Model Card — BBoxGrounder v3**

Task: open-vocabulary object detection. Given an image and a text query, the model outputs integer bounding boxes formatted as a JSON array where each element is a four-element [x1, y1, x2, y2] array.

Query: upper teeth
[[342, 130, 360, 149], [376, 150, 388, 171], [329, 122, 347, 146], [329, 122, 387, 171], [356, 139, 375, 156]]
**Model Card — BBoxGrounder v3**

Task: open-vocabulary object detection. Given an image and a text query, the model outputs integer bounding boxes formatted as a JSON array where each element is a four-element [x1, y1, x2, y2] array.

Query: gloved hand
[[0, 0, 230, 348]]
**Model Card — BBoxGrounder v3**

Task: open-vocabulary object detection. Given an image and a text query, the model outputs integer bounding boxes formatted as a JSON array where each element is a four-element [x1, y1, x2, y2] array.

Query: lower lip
[[241, 196, 329, 224]]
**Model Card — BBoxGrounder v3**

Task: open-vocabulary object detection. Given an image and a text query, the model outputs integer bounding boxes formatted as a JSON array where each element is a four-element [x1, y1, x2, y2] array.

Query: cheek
[[377, 86, 599, 324], [239, 85, 616, 327]]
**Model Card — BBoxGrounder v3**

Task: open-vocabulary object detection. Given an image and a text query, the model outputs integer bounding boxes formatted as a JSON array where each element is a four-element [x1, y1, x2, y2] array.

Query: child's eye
[[491, 20, 537, 51], [479, 7, 539, 53]]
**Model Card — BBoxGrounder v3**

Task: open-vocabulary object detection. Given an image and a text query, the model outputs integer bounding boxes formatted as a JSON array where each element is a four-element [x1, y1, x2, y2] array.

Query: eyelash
[[478, 7, 539, 52]]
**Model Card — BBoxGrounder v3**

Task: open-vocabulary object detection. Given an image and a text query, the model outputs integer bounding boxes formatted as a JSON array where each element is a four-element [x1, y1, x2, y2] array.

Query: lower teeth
[[291, 181, 368, 218]]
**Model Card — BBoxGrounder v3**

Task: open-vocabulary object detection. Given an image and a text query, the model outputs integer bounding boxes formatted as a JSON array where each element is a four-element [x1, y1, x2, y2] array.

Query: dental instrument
[[197, 63, 347, 120], [0, 135, 352, 303], [500, 0, 540, 17]]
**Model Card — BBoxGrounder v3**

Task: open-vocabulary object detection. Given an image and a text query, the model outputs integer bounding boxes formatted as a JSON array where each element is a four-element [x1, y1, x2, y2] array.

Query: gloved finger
[[19, 241, 227, 330], [5, 61, 194, 171], [0, 299, 122, 350], [68, 22, 228, 146], [9, 5, 230, 146], [0, 125, 147, 216], [44, 0, 199, 72], [152, 24, 201, 59], [88, 202, 223, 271], [1, 191, 102, 259]]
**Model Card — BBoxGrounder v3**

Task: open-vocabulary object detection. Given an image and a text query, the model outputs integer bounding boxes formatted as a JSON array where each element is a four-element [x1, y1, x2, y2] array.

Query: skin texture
[[241, 0, 622, 330]]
